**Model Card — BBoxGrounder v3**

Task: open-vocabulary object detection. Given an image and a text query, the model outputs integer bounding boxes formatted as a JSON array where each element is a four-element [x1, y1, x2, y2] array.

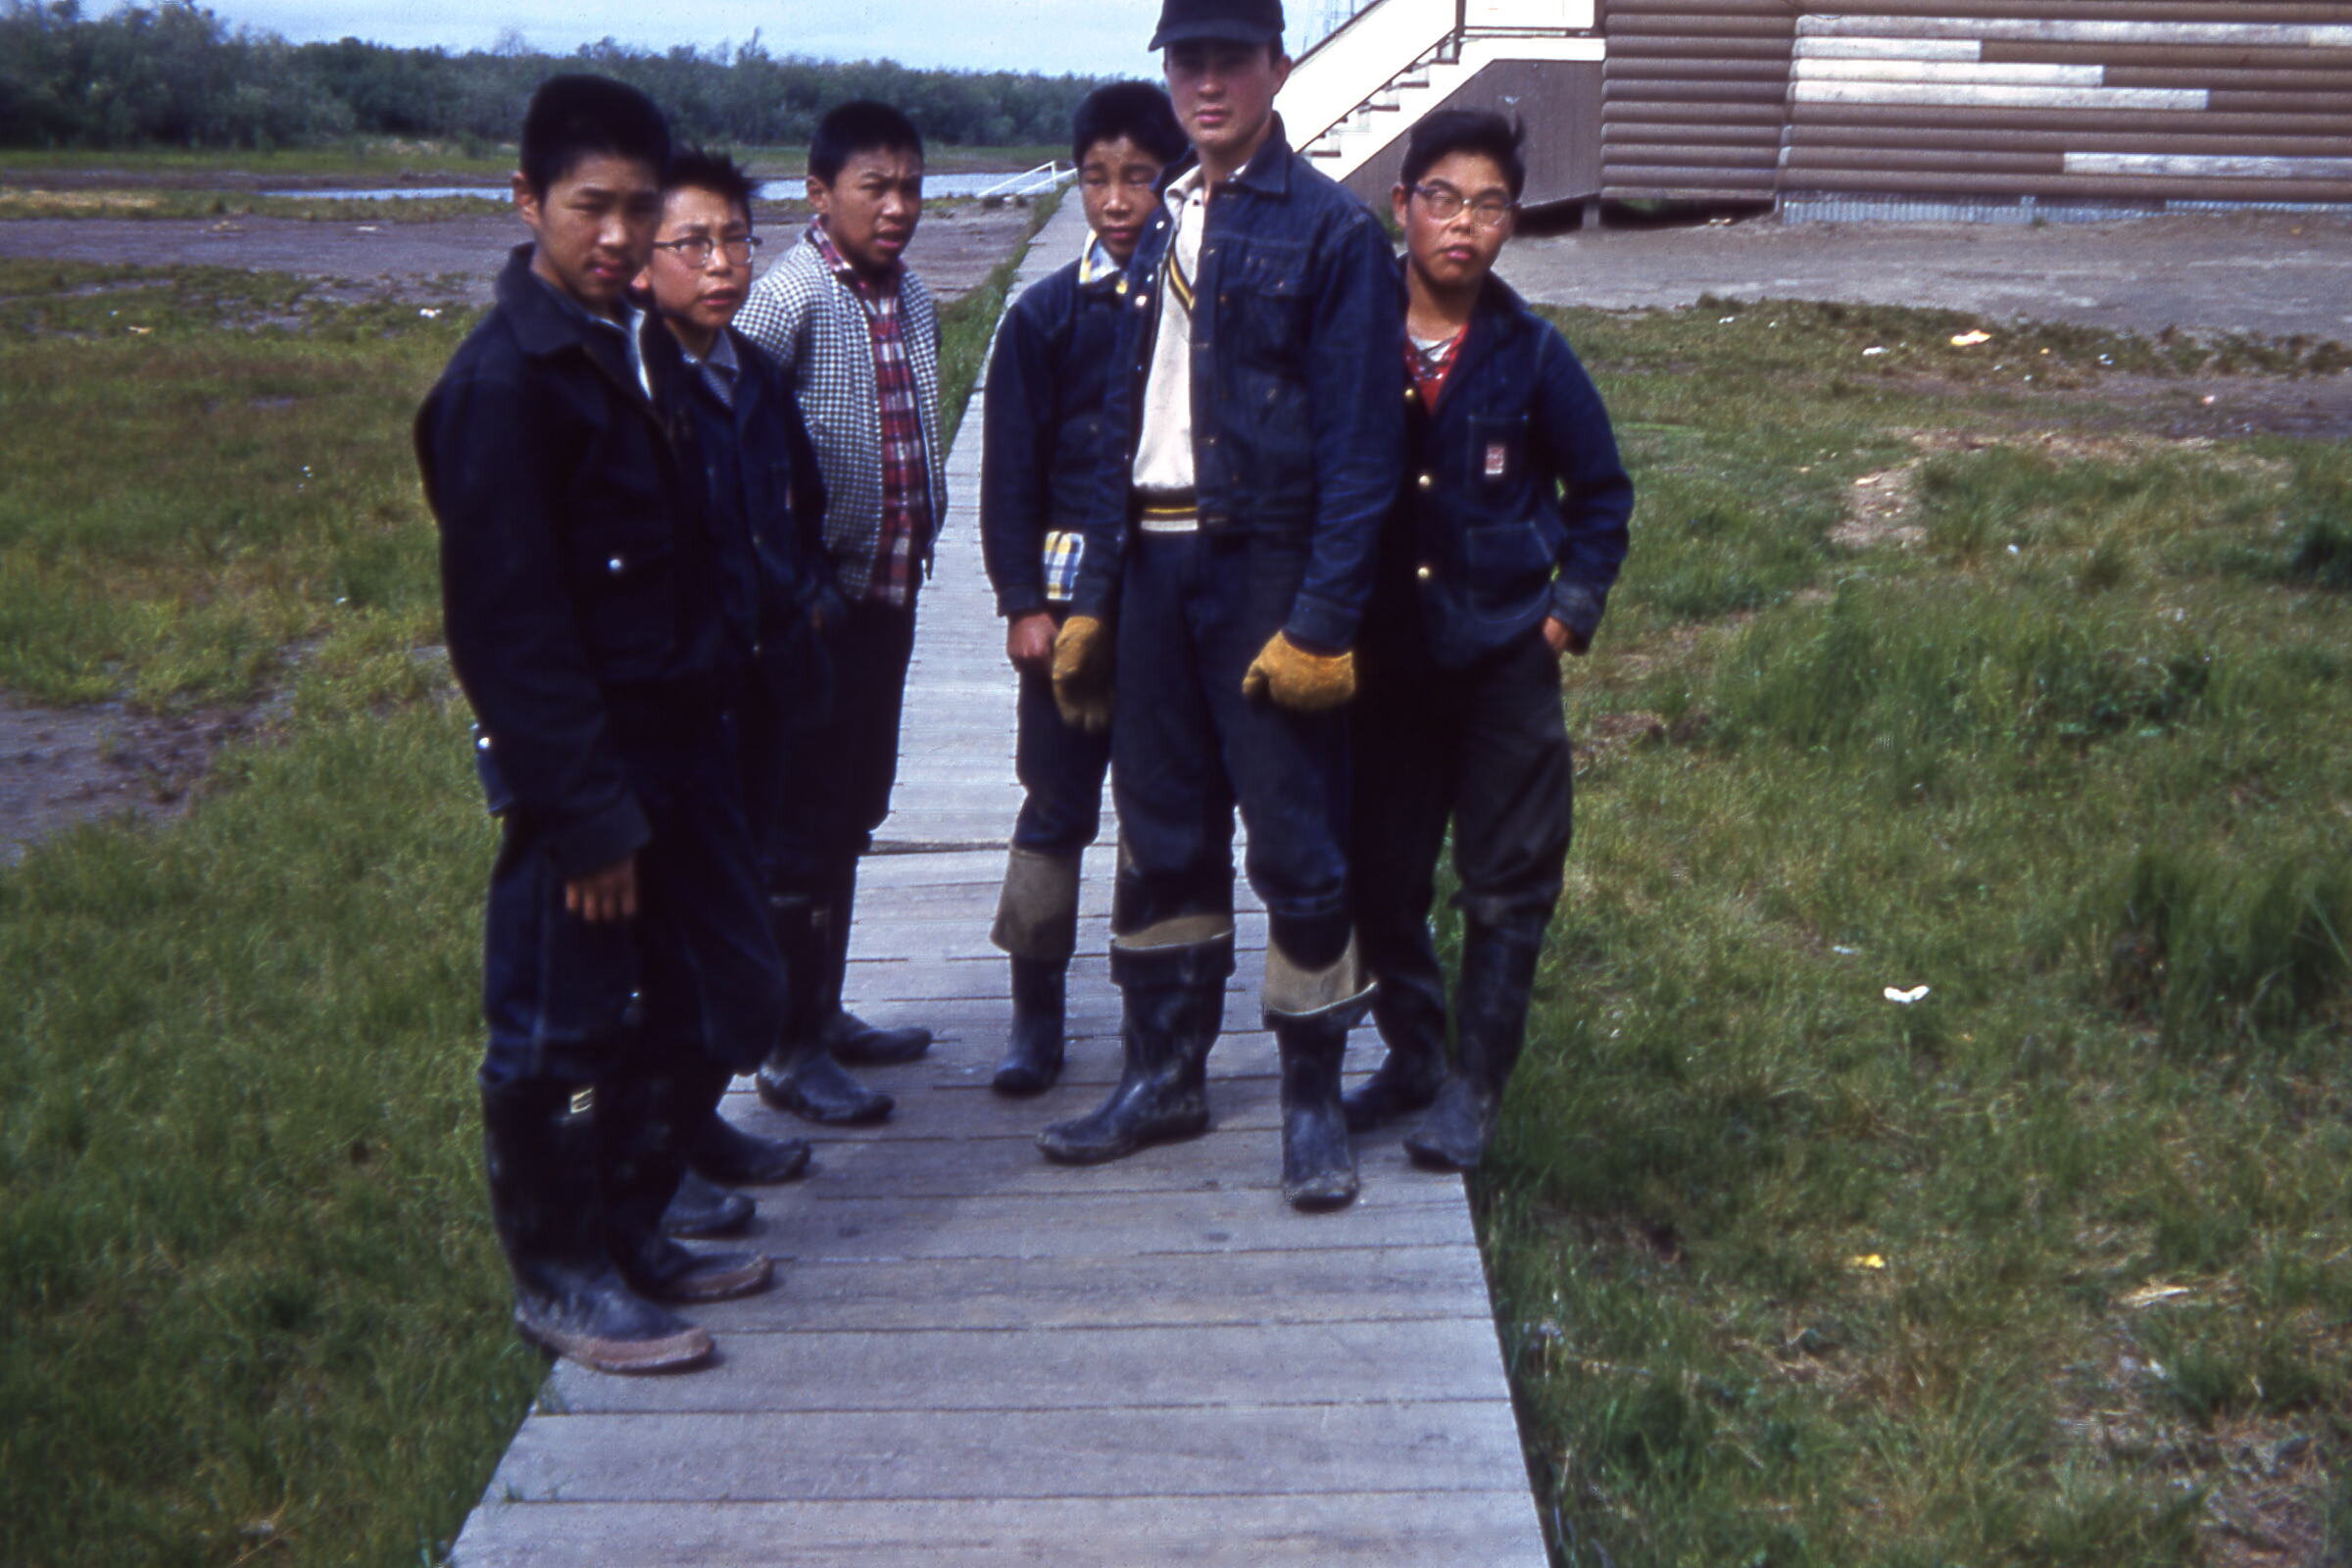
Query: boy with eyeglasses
[[416, 77, 784, 1375], [980, 82, 1187, 1096], [632, 148, 841, 1238], [1343, 110, 1633, 1171], [736, 101, 945, 1126]]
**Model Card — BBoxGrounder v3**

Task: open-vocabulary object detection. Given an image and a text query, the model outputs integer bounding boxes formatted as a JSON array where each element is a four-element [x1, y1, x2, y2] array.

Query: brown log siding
[[1599, 1, 2352, 205]]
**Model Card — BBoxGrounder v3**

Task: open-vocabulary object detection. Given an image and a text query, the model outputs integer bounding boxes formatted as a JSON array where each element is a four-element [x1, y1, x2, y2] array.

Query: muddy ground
[[1501, 210, 2352, 345], [0, 197, 1044, 307]]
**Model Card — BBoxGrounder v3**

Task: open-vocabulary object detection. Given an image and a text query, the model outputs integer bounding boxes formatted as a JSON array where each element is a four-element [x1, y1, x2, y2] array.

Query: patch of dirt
[[0, 198, 1040, 308], [1834, 463, 1924, 551], [0, 696, 270, 862], [1893, 369, 2352, 443]]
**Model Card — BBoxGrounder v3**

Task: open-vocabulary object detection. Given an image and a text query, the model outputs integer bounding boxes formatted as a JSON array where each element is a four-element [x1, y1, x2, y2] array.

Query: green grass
[[1467, 295, 2352, 1566], [5, 234, 2350, 1565]]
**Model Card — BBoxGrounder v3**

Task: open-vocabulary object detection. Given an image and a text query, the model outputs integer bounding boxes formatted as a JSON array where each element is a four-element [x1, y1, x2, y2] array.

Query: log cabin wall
[[1600, 2, 2352, 212]]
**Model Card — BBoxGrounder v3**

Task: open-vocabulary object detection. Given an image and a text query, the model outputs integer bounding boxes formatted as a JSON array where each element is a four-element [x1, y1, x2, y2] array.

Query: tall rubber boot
[[660, 1169, 755, 1238], [993, 957, 1066, 1096], [757, 891, 894, 1125], [991, 847, 1081, 1096], [1405, 918, 1543, 1172], [682, 1058, 812, 1186], [479, 1078, 712, 1375], [1276, 1013, 1359, 1211], [817, 860, 933, 1065], [1037, 928, 1233, 1164], [599, 1058, 772, 1304], [1264, 936, 1372, 1212], [1342, 967, 1447, 1132]]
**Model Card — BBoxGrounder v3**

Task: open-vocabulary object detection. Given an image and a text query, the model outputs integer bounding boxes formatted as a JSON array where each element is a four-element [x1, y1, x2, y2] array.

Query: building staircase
[[1282, 0, 1605, 185]]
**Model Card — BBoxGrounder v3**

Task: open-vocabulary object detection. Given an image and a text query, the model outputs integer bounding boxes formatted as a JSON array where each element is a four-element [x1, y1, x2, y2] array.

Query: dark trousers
[[1013, 608, 1111, 858], [479, 729, 786, 1089], [1112, 530, 1351, 965], [1350, 628, 1572, 1047], [753, 596, 917, 887]]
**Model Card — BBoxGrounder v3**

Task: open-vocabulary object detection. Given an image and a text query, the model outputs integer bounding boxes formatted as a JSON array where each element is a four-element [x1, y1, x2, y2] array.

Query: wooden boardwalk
[[451, 201, 1547, 1567]]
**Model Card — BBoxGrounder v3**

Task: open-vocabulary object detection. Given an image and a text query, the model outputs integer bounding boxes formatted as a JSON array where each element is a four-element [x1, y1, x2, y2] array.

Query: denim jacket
[[1370, 270, 1633, 672], [418, 245, 746, 876], [980, 254, 1126, 619], [1071, 121, 1405, 652], [669, 326, 841, 712]]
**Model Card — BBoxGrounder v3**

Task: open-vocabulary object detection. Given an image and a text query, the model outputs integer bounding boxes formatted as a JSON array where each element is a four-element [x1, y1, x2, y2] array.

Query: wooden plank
[[541, 1317, 1515, 1414], [454, 1492, 1547, 1568], [688, 1245, 1496, 1332]]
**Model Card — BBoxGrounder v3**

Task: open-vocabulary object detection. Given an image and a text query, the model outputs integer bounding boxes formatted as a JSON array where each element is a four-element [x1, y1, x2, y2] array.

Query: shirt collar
[[1078, 235, 1127, 292], [808, 217, 901, 297]]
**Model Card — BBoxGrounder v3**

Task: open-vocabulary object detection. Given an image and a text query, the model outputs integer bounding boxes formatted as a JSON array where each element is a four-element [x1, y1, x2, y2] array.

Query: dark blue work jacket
[[416, 245, 741, 877], [980, 255, 1125, 619], [1071, 122, 1405, 652], [667, 325, 839, 713], [1371, 271, 1634, 671]]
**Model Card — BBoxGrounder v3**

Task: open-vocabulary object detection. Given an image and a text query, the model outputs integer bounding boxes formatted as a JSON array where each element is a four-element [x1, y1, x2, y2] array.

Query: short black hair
[[664, 147, 760, 225], [1399, 109, 1526, 202], [1071, 81, 1187, 169], [808, 100, 924, 186], [519, 74, 671, 196]]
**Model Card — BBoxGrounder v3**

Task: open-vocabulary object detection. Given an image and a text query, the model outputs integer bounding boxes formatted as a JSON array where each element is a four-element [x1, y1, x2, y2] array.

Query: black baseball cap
[[1150, 0, 1286, 49]]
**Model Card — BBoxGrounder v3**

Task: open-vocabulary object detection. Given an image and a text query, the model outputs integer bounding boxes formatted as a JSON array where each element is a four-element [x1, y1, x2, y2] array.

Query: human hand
[[1050, 614, 1113, 733], [564, 855, 638, 923], [1006, 612, 1057, 676], [1241, 632, 1355, 711], [1543, 616, 1589, 657]]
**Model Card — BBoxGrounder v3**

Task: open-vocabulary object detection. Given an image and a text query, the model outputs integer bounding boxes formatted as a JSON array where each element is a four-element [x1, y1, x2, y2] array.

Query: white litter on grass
[[1833, 945, 1858, 956], [418, 307, 442, 318], [1950, 329, 1992, 347], [1861, 346, 1887, 357], [1719, 316, 1737, 324], [2007, 544, 2021, 555], [1884, 985, 1930, 1004]]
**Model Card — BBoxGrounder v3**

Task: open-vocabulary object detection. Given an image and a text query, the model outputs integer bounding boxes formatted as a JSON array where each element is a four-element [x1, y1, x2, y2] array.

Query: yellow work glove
[[1241, 631, 1355, 712], [1050, 613, 1114, 734]]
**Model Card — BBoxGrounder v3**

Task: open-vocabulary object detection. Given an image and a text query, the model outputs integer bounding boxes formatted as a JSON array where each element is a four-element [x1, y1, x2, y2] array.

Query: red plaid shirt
[[809, 220, 929, 608]]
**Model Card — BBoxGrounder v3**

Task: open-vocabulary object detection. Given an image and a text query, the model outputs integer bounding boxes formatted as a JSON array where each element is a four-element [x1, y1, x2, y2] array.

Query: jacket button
[[1404, 386, 1417, 402], [1134, 295, 1151, 310], [1416, 564, 1434, 581], [1416, 473, 1433, 491], [607, 555, 625, 573], [475, 734, 492, 750], [753, 641, 763, 658]]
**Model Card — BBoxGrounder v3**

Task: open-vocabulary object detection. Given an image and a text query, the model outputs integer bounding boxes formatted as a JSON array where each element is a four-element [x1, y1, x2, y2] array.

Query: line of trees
[[0, 1, 1108, 150]]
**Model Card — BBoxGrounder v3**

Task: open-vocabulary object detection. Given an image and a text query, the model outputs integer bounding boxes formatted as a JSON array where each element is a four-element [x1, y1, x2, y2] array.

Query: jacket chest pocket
[[1213, 238, 1309, 370], [1465, 412, 1528, 496], [571, 506, 680, 677]]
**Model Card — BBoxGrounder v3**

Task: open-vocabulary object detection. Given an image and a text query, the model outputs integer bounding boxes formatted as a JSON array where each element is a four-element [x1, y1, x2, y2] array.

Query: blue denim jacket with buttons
[[1371, 269, 1633, 671], [1070, 122, 1405, 653]]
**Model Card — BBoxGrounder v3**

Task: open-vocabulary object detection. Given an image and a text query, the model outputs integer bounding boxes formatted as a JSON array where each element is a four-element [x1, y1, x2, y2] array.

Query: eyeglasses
[[1411, 184, 1514, 229], [652, 234, 762, 268]]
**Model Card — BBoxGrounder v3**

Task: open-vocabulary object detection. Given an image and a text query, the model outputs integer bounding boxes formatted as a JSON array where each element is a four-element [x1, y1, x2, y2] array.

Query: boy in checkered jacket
[[734, 101, 945, 1126]]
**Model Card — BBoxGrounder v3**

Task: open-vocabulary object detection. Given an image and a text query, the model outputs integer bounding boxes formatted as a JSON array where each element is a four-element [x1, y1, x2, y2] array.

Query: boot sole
[[689, 1142, 814, 1187], [1035, 1111, 1208, 1165], [659, 1192, 757, 1239], [639, 1252, 774, 1303], [1404, 1138, 1483, 1173], [516, 1316, 714, 1374], [756, 1074, 894, 1125], [1285, 1176, 1362, 1212], [990, 1059, 1064, 1097]]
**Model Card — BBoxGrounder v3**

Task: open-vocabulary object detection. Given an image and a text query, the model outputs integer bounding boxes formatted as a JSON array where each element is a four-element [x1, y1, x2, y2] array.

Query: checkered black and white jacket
[[736, 232, 947, 601]]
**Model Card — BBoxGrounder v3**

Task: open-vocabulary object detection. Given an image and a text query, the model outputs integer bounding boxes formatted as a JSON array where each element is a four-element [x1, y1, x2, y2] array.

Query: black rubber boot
[[1276, 1013, 1360, 1211], [659, 1169, 756, 1238], [479, 1078, 711, 1375], [1037, 935, 1232, 1164], [1343, 985, 1448, 1131], [992, 957, 1066, 1096], [1406, 919, 1543, 1173], [818, 861, 933, 1065], [599, 1060, 773, 1304], [680, 1059, 812, 1186], [756, 891, 895, 1125]]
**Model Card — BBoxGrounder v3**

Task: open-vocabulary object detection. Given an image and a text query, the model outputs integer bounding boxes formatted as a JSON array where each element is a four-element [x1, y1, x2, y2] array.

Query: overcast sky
[[212, 0, 1176, 77]]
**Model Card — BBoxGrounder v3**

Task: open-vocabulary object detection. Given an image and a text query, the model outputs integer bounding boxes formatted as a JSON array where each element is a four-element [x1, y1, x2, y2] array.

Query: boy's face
[[808, 146, 923, 279], [636, 183, 754, 349], [1079, 134, 1166, 265], [514, 151, 663, 316], [1164, 40, 1289, 170], [1395, 149, 1515, 296]]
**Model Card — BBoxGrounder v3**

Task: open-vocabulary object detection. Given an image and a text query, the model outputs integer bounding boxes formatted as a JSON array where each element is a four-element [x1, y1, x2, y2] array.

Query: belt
[[1133, 489, 1198, 534]]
